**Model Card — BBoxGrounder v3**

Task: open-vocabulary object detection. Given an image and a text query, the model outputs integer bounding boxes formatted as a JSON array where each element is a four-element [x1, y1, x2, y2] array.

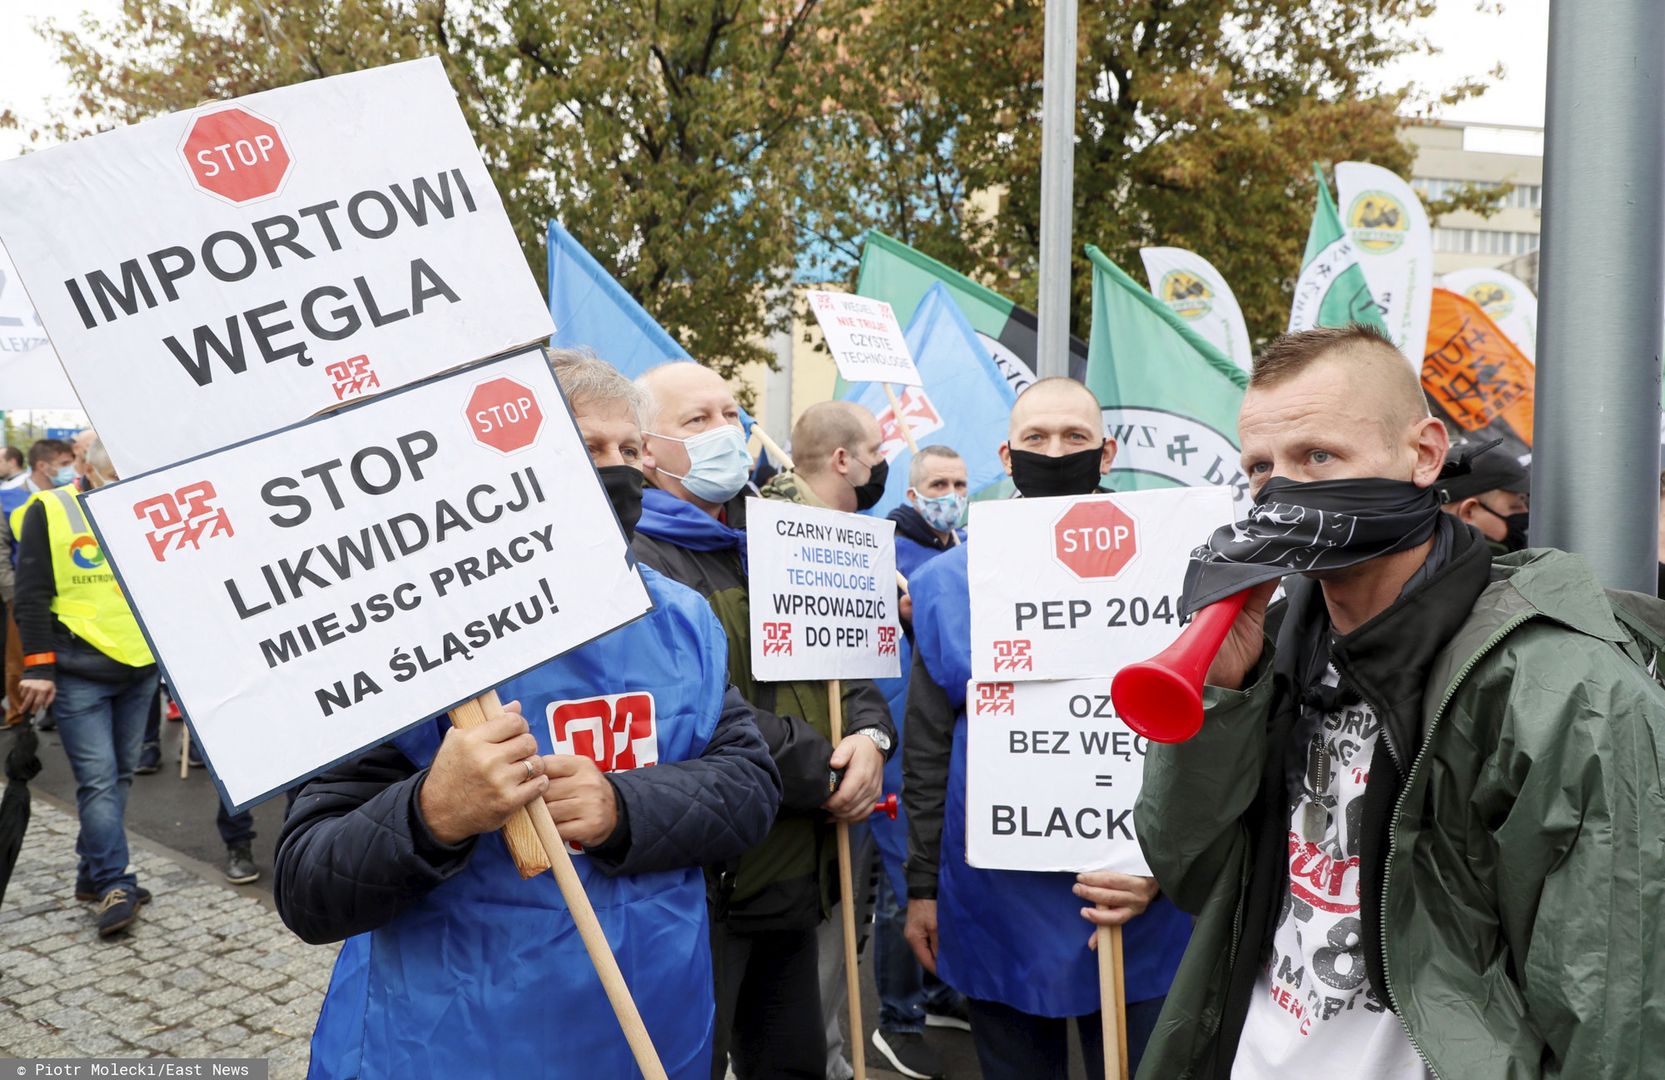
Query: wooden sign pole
[[449, 691, 668, 1080], [828, 678, 867, 1080], [881, 383, 921, 455], [1098, 923, 1129, 1080]]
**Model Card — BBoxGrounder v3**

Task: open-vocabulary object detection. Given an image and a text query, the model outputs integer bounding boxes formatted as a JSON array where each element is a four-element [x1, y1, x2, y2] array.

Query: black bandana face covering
[[1009, 446, 1105, 499], [1180, 475, 1443, 616]]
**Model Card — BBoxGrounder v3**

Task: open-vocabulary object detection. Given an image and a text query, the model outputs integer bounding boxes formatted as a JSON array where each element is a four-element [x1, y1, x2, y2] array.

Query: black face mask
[[1475, 501, 1530, 552], [851, 457, 889, 512], [1009, 446, 1105, 499], [598, 465, 644, 542], [1181, 475, 1443, 616]]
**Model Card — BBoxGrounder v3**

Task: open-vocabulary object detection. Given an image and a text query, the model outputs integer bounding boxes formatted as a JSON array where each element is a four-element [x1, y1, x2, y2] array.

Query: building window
[[1411, 177, 1541, 210], [1431, 227, 1541, 255]]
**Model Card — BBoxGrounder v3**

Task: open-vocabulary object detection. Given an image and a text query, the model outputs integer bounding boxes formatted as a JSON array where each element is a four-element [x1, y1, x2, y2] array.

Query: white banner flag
[[1336, 161, 1434, 366], [1139, 246, 1252, 371], [0, 57, 553, 473], [1441, 267, 1538, 362]]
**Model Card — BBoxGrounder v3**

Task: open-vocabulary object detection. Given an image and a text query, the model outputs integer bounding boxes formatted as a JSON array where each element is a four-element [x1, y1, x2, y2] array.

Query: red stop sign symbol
[[1053, 499, 1138, 580], [179, 106, 292, 205], [466, 377, 545, 455]]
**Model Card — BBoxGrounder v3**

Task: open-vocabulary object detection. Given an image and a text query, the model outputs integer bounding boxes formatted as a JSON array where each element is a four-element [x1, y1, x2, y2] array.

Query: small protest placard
[[963, 678, 1150, 874], [82, 345, 650, 810], [0, 57, 552, 474], [968, 487, 1232, 681], [806, 290, 923, 387], [745, 498, 901, 681]]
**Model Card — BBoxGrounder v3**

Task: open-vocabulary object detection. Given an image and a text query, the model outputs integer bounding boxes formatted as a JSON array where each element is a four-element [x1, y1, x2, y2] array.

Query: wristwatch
[[852, 726, 893, 754]]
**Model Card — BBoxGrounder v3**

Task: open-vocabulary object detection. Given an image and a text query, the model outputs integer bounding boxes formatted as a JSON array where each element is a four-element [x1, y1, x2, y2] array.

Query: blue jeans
[[53, 668, 159, 895], [872, 872, 963, 1033]]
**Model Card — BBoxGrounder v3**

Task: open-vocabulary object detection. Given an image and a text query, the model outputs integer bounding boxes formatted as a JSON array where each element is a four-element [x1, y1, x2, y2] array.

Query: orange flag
[[1422, 287, 1534, 456]]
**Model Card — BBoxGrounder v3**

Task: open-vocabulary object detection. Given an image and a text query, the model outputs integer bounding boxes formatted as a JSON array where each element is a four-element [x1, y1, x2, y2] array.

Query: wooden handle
[[1099, 923, 1128, 1080], [881, 384, 921, 455], [447, 692, 549, 877], [450, 690, 667, 1079], [829, 679, 866, 1079], [753, 425, 795, 471], [179, 723, 190, 780]]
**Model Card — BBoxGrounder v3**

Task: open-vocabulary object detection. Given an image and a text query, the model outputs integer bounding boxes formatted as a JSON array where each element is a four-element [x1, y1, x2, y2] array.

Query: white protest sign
[[83, 345, 651, 810], [964, 678, 1150, 874], [807, 290, 923, 387], [0, 242, 79, 410], [968, 487, 1233, 681], [746, 498, 901, 681], [0, 57, 553, 474]]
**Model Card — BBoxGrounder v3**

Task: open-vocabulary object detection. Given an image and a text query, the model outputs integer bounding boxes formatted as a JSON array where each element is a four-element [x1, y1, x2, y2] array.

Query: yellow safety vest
[[10, 484, 154, 668]]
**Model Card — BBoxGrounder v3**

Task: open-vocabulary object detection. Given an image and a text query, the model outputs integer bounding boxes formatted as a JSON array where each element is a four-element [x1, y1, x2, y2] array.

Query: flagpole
[[1036, 0, 1078, 381], [1533, 0, 1664, 592]]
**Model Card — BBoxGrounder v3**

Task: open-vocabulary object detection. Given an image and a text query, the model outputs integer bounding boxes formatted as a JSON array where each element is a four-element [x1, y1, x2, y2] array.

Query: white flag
[[1139, 246, 1252, 370], [1336, 162, 1434, 366], [0, 242, 80, 410], [1441, 268, 1538, 363]]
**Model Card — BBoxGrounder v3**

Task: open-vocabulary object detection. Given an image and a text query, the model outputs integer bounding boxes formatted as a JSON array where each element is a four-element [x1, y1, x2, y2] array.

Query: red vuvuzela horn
[[1110, 590, 1251, 743], [871, 794, 899, 820]]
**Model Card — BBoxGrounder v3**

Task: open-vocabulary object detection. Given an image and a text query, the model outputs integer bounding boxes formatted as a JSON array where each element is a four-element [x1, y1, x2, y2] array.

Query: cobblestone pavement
[[0, 786, 338, 1075]]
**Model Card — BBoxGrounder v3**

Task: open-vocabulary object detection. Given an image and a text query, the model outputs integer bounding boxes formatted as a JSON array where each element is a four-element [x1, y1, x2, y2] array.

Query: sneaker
[[134, 742, 162, 775], [872, 1030, 946, 1080], [187, 744, 205, 768], [923, 1000, 971, 1032], [76, 881, 149, 905], [95, 886, 148, 937], [224, 845, 259, 885], [165, 698, 182, 721]]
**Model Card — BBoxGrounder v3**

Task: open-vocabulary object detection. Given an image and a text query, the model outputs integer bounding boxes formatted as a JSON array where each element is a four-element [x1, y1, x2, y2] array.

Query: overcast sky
[[0, 0, 1552, 162]]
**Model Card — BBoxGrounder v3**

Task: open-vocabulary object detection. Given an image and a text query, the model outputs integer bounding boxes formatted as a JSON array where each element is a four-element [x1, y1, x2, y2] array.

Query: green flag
[[1288, 163, 1388, 333], [1084, 245, 1251, 509]]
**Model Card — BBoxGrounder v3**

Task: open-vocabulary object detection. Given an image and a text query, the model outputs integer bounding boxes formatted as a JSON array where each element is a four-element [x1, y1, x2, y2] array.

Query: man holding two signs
[[902, 378, 1193, 1079]]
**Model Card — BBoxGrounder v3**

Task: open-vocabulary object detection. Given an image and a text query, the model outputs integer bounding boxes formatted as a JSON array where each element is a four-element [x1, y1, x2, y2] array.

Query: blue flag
[[843, 283, 1017, 517], [546, 220, 691, 377]]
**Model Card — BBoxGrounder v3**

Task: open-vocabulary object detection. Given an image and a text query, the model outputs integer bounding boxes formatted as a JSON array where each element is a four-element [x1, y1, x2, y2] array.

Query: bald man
[[631, 362, 894, 1080], [760, 401, 887, 514], [900, 377, 1192, 1080], [1136, 325, 1665, 1079]]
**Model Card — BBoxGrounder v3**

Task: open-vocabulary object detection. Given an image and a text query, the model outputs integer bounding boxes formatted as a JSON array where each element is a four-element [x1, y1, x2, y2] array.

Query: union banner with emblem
[[1422, 287, 1535, 458]]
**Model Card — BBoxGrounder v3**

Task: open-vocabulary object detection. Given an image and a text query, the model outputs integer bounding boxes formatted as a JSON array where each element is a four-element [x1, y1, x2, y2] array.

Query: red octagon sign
[[179, 107, 292, 204], [1053, 499, 1138, 580], [467, 377, 544, 455]]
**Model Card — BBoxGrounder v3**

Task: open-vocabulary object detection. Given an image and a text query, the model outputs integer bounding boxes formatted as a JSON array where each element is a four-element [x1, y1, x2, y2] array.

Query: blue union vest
[[908, 543, 1191, 1017], [309, 567, 725, 1079]]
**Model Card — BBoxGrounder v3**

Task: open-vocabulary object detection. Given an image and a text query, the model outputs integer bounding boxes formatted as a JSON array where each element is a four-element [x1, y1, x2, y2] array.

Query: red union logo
[[466, 376, 544, 455], [548, 692, 659, 775], [763, 621, 793, 656], [877, 625, 898, 657], [875, 387, 946, 461], [991, 639, 1032, 673], [327, 355, 380, 401], [1053, 499, 1138, 580], [975, 682, 1016, 715], [178, 106, 292, 205], [134, 482, 234, 562]]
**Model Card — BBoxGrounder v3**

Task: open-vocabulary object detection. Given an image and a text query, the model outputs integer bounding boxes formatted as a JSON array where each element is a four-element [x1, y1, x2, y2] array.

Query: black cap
[[1437, 444, 1529, 503]]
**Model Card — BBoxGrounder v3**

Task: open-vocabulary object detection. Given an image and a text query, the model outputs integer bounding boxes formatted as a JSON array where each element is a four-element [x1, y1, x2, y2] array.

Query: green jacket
[[1136, 541, 1665, 1079]]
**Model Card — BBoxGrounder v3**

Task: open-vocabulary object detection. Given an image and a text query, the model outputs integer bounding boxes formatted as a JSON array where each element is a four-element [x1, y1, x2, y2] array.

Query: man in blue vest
[[276, 350, 782, 1080], [902, 377, 1191, 1080]]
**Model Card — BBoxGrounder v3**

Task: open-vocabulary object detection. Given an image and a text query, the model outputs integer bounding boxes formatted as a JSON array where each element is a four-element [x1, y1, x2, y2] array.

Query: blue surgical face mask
[[52, 465, 78, 486], [647, 424, 752, 504], [915, 491, 966, 534]]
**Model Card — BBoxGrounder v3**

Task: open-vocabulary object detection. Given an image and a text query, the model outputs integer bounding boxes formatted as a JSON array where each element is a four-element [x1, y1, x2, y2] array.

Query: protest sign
[[746, 498, 901, 681], [0, 57, 552, 474], [0, 242, 79, 410], [963, 678, 1150, 875], [82, 345, 651, 811], [806, 290, 923, 387], [968, 487, 1233, 681]]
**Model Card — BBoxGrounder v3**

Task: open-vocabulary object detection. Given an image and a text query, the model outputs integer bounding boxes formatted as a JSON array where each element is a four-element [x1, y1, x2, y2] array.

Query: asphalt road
[[24, 710, 1097, 1079]]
